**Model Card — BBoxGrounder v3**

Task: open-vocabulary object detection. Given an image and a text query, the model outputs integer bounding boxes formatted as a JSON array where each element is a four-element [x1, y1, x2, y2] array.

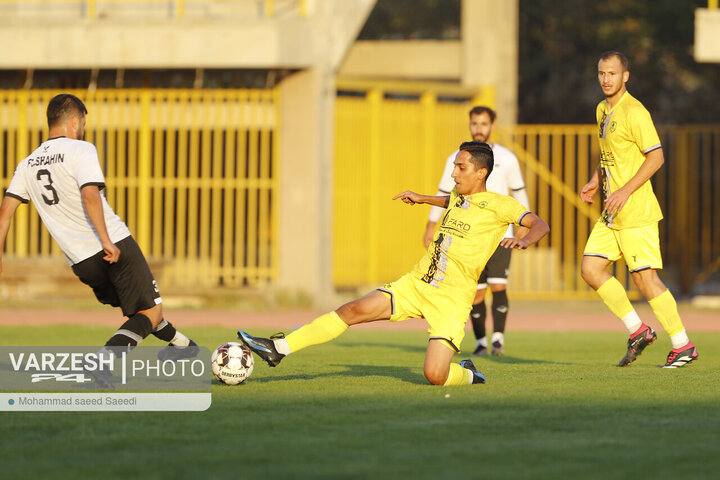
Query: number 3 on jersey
[[36, 169, 60, 205]]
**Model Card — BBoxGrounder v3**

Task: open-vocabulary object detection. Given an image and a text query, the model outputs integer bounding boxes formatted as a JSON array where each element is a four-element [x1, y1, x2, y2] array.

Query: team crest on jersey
[[609, 121, 617, 133], [477, 201, 487, 208]]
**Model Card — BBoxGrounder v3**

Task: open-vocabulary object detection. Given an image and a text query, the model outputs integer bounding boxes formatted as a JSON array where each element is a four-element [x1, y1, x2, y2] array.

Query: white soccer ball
[[211, 342, 254, 385]]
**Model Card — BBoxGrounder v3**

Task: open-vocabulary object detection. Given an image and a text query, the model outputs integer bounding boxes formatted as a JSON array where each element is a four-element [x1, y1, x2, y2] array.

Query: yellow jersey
[[411, 188, 529, 304], [596, 92, 663, 229]]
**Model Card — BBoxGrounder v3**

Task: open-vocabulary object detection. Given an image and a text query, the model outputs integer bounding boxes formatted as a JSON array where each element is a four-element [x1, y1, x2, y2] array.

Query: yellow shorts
[[583, 221, 663, 272], [378, 273, 470, 352]]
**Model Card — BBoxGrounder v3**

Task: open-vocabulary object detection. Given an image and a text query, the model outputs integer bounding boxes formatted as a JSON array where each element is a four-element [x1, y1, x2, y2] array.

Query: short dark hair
[[468, 106, 496, 123], [47, 94, 87, 128], [459, 141, 494, 176], [599, 51, 629, 71]]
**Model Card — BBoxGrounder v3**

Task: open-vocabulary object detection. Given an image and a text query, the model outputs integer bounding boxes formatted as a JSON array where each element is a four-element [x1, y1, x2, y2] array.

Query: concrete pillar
[[461, 0, 518, 124], [277, 67, 335, 303]]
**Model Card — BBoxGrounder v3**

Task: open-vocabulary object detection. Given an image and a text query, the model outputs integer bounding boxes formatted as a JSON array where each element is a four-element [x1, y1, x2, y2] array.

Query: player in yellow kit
[[580, 51, 698, 368], [238, 141, 549, 386]]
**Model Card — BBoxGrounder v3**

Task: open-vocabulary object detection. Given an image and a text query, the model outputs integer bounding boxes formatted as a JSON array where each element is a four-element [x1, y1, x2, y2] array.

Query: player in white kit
[[0, 94, 196, 384], [423, 106, 529, 356]]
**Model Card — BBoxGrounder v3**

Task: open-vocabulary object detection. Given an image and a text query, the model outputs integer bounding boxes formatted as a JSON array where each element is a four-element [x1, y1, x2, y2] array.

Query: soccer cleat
[[661, 342, 698, 368], [237, 330, 285, 367], [471, 344, 488, 356], [491, 340, 504, 356], [618, 324, 657, 367], [460, 359, 486, 384], [83, 366, 115, 390], [158, 340, 200, 362]]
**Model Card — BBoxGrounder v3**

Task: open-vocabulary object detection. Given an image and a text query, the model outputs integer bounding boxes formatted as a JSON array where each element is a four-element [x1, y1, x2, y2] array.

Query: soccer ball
[[211, 342, 254, 385]]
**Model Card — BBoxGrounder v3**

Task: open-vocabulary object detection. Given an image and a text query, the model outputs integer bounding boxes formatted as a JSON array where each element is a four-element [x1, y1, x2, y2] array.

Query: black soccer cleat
[[471, 344, 488, 356], [460, 359, 486, 384], [158, 340, 200, 362], [491, 340, 505, 356], [237, 330, 285, 367], [661, 342, 698, 368], [83, 366, 115, 390], [618, 324, 657, 367]]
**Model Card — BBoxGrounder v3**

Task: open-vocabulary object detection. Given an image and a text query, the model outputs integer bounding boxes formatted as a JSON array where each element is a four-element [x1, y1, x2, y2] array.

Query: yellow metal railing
[[333, 91, 720, 298], [3, 86, 719, 296], [0, 0, 308, 19], [0, 88, 279, 288]]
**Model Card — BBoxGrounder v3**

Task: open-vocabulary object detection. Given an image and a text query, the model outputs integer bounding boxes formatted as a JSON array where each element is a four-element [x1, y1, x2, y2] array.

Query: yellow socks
[[596, 277, 634, 319], [285, 311, 349, 353], [443, 363, 472, 386], [649, 289, 686, 338], [596, 277, 644, 333]]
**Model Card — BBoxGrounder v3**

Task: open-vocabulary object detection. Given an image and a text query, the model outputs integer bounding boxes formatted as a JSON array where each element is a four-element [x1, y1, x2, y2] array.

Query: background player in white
[[423, 106, 529, 356], [0, 94, 196, 385]]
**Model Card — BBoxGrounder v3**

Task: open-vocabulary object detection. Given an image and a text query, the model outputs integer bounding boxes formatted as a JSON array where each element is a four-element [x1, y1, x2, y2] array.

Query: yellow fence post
[[367, 89, 382, 284], [421, 92, 437, 188], [676, 128, 692, 295], [137, 91, 152, 252], [15, 90, 29, 258]]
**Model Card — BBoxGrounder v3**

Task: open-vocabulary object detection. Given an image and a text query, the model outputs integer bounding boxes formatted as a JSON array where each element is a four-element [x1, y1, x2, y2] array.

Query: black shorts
[[478, 245, 512, 287], [71, 236, 161, 316]]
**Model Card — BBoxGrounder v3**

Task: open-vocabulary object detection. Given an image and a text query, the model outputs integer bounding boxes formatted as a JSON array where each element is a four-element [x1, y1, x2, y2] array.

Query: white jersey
[[428, 143, 529, 238], [6, 137, 131, 265]]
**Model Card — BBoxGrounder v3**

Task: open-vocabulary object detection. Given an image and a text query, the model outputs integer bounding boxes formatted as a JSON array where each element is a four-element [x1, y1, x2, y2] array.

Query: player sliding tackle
[[239, 141, 549, 386]]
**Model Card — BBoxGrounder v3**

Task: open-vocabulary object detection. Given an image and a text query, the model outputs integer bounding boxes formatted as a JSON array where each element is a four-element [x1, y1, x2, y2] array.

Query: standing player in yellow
[[238, 142, 549, 386], [580, 51, 698, 368]]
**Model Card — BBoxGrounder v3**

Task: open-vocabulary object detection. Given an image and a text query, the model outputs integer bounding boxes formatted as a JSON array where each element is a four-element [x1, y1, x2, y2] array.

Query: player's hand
[[580, 180, 598, 203], [393, 191, 422, 205], [102, 242, 121, 264], [423, 230, 434, 249], [423, 222, 436, 249], [500, 237, 529, 250], [604, 187, 630, 216]]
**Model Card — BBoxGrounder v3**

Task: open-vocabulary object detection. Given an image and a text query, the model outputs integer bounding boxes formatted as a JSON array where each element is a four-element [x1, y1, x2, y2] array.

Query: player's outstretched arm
[[393, 191, 449, 208], [580, 166, 601, 204], [80, 185, 120, 264], [0, 196, 22, 277], [500, 213, 549, 250]]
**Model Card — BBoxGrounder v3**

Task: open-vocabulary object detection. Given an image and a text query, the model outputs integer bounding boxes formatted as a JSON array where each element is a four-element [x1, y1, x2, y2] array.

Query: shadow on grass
[[472, 355, 575, 365], [339, 343, 574, 366], [241, 363, 426, 385], [338, 342, 428, 354]]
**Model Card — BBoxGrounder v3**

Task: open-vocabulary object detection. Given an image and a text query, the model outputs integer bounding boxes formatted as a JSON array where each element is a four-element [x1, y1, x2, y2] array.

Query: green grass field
[[2, 325, 719, 479]]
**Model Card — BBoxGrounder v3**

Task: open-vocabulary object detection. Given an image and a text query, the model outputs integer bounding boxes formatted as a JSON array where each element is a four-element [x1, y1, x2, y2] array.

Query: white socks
[[621, 311, 642, 334], [274, 337, 292, 355]]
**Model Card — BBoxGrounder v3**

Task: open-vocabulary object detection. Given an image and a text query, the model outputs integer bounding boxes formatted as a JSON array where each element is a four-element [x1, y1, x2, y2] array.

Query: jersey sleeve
[[629, 106, 661, 154], [74, 143, 106, 189], [5, 163, 30, 203], [428, 151, 458, 222], [498, 195, 531, 227]]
